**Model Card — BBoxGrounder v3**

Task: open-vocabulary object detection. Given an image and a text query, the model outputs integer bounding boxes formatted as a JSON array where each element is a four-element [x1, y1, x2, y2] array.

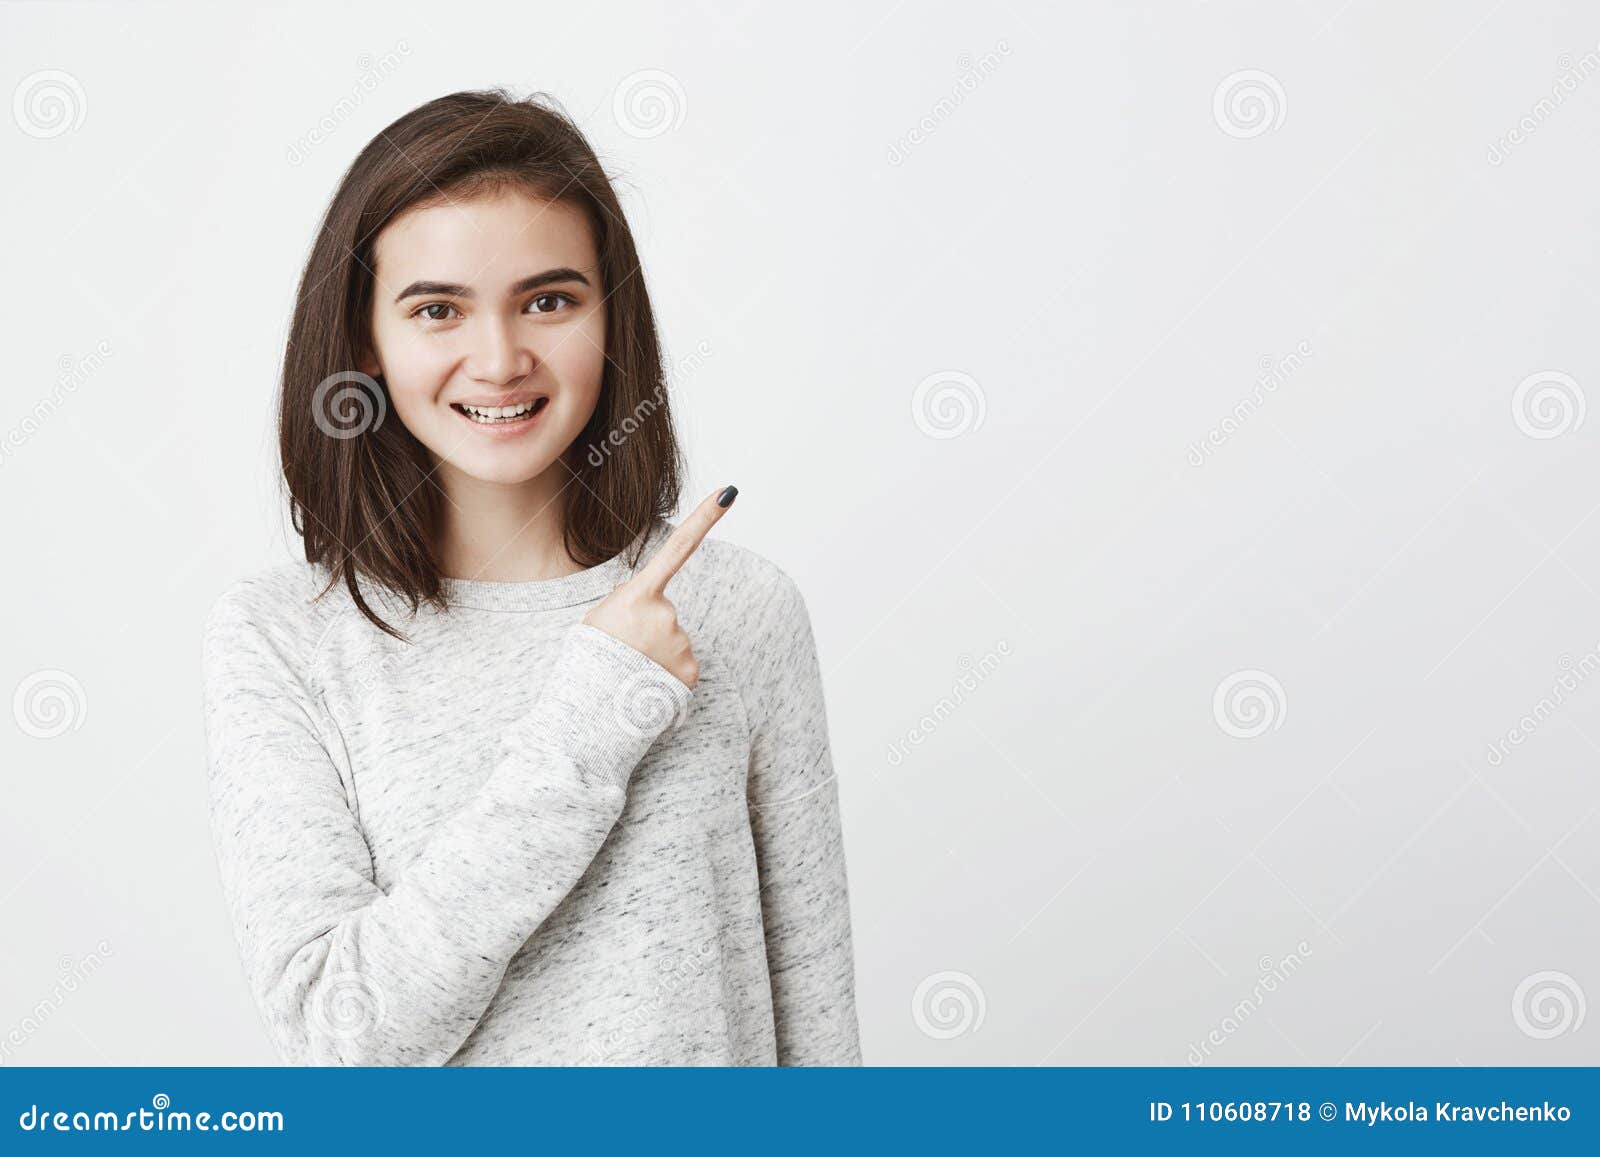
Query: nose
[[463, 311, 534, 388]]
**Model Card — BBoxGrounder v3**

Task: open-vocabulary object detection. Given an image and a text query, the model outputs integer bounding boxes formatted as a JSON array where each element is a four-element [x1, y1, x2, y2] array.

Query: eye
[[411, 301, 461, 323], [526, 292, 576, 315]]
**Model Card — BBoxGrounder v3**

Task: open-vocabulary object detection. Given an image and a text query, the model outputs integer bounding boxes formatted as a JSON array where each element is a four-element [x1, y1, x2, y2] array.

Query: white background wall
[[3, 0, 1599, 1065]]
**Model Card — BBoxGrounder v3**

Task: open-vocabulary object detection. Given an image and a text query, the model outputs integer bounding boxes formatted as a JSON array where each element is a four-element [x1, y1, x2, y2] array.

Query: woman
[[201, 88, 861, 1066]]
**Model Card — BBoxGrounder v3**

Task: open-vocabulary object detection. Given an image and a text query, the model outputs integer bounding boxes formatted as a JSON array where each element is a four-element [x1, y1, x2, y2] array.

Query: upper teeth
[[462, 401, 537, 418]]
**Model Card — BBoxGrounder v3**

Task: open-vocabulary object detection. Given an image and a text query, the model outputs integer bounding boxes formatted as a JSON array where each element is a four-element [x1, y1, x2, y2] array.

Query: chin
[[448, 454, 560, 486]]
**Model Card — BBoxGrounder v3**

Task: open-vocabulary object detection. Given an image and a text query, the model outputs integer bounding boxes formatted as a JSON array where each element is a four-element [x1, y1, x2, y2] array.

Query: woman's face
[[362, 187, 607, 488]]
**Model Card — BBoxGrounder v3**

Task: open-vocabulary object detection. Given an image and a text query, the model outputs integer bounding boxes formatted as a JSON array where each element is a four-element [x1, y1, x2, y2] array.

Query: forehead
[[372, 188, 597, 282]]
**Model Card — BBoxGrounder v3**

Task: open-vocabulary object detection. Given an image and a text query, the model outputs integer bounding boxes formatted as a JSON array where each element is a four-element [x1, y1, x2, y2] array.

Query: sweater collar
[[433, 521, 661, 612]]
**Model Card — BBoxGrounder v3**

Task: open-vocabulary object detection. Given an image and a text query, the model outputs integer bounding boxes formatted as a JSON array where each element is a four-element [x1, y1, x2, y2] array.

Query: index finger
[[632, 484, 738, 594]]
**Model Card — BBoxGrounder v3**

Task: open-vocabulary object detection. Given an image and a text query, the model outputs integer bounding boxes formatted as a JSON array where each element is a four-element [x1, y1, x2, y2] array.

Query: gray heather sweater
[[200, 518, 861, 1066]]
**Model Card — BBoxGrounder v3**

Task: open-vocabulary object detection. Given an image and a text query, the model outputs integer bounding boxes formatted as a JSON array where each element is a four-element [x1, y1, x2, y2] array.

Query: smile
[[450, 398, 549, 426]]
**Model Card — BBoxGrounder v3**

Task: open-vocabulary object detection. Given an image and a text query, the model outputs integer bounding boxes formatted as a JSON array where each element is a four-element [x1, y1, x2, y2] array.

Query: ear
[[358, 351, 382, 379]]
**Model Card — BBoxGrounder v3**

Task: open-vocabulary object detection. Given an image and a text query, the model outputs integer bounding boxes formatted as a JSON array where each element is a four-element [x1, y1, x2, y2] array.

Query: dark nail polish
[[717, 485, 738, 508]]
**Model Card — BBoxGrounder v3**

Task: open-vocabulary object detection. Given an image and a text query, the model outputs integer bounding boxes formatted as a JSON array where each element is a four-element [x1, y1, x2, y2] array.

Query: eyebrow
[[393, 267, 592, 303]]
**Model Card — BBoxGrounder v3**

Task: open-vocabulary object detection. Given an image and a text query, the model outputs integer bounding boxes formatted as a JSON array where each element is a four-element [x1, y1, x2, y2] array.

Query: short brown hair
[[277, 88, 683, 641]]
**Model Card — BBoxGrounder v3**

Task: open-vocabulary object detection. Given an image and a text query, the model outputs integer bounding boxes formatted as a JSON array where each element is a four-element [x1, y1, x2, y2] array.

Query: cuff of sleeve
[[508, 622, 696, 792]]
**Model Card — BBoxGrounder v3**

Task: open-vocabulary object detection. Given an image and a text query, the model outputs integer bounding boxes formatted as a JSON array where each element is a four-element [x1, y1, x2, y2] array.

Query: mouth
[[449, 396, 550, 429]]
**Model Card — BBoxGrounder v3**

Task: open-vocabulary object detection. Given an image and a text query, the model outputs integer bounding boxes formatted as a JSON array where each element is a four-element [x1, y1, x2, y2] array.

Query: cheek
[[374, 346, 455, 439], [386, 383, 440, 437], [573, 350, 607, 406], [551, 312, 607, 388], [540, 321, 606, 440], [385, 375, 439, 430], [374, 329, 449, 401]]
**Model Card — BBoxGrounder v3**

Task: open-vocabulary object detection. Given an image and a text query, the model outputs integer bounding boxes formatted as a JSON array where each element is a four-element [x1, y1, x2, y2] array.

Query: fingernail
[[717, 484, 738, 508]]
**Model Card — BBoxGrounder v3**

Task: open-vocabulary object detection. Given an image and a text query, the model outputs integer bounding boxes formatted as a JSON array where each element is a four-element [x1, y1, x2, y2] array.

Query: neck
[[433, 462, 580, 582]]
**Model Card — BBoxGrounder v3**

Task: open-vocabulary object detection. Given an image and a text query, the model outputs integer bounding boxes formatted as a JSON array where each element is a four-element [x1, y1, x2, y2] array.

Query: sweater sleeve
[[201, 590, 692, 1066], [742, 570, 863, 1066]]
